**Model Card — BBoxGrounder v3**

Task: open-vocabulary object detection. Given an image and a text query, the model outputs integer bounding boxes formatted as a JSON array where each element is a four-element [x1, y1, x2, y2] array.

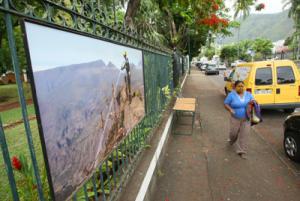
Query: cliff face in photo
[[33, 59, 145, 200]]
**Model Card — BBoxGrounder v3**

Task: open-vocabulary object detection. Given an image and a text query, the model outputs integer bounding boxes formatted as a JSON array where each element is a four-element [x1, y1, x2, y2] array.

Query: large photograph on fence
[[23, 21, 145, 200]]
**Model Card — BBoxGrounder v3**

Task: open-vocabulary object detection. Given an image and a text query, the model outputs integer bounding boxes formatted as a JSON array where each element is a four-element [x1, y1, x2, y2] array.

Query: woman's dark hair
[[234, 80, 244, 87]]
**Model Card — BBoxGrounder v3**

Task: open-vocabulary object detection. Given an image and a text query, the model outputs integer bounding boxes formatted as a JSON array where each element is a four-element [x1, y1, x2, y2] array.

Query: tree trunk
[[164, 8, 177, 47], [0, 29, 3, 49], [124, 0, 141, 28], [0, 28, 4, 73], [165, 9, 177, 38]]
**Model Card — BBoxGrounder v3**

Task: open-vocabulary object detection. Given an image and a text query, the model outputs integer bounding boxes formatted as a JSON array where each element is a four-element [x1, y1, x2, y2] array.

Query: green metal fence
[[0, 0, 175, 200], [172, 51, 185, 88]]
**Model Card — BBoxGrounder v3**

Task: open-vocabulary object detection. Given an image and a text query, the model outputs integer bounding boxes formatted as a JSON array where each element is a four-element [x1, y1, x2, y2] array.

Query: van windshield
[[232, 66, 251, 81]]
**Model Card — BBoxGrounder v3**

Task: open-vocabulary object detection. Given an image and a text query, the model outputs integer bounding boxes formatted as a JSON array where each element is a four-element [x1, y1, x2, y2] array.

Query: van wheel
[[284, 131, 300, 162], [284, 108, 295, 113]]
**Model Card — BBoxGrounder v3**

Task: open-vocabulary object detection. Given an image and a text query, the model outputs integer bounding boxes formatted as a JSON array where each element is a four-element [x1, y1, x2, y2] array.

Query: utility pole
[[188, 27, 191, 74], [237, 26, 240, 59], [237, 14, 241, 59]]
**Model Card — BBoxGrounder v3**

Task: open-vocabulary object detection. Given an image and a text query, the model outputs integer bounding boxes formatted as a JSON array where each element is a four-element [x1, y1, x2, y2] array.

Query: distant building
[[273, 40, 292, 60], [0, 70, 27, 85]]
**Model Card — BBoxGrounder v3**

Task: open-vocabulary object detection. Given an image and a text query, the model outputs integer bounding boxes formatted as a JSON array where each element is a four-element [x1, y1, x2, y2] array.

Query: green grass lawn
[[0, 104, 36, 125], [0, 83, 32, 104], [0, 120, 49, 200], [0, 104, 50, 200]]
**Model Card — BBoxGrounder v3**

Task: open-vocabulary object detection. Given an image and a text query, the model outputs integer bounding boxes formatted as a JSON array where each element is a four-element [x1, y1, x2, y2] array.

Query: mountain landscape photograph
[[24, 22, 145, 201]]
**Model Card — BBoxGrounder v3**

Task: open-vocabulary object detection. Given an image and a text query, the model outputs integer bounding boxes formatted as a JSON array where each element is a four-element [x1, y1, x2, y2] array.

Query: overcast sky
[[225, 0, 290, 17], [24, 22, 142, 72]]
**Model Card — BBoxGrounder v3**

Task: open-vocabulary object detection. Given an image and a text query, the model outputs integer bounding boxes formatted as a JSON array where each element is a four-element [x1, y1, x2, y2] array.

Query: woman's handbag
[[247, 100, 262, 126], [251, 108, 261, 124]]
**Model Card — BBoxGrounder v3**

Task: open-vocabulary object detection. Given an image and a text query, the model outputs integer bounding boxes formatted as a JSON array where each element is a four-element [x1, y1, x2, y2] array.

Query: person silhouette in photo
[[121, 52, 132, 104]]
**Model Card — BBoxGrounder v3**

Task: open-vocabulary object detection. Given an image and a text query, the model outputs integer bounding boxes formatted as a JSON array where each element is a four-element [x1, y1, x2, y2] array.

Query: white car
[[231, 60, 245, 67], [217, 63, 227, 70]]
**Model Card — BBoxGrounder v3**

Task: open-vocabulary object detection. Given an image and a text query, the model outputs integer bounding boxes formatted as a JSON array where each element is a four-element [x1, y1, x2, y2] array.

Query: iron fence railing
[[0, 0, 181, 201]]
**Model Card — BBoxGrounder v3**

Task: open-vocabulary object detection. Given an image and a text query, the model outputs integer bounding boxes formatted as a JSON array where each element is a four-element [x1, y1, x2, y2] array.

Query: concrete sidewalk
[[151, 69, 300, 201]]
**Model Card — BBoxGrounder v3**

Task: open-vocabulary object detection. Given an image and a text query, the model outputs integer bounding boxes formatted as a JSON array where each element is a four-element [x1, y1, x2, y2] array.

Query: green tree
[[252, 38, 273, 60], [221, 38, 273, 63], [148, 0, 232, 56], [283, 0, 300, 59], [204, 47, 216, 60], [233, 0, 255, 18], [238, 40, 253, 61], [220, 44, 238, 65], [0, 0, 234, 73]]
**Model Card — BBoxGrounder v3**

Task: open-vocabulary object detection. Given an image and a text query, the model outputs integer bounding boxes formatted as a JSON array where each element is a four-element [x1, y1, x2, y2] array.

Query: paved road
[[151, 68, 300, 201]]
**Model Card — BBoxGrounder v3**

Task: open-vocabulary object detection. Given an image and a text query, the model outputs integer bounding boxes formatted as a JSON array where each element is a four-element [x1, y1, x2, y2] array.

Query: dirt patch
[[0, 99, 33, 112]]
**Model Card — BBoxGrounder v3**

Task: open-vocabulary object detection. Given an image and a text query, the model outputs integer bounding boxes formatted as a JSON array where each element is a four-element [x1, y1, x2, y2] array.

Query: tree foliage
[[132, 0, 233, 56], [233, 0, 255, 18], [283, 0, 300, 59], [220, 38, 273, 63], [220, 44, 238, 65], [0, 0, 235, 73], [233, 0, 300, 59], [204, 47, 216, 60]]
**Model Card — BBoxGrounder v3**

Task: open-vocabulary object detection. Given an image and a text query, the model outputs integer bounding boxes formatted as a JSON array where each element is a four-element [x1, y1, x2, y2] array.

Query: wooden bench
[[175, 98, 196, 105], [173, 98, 196, 135]]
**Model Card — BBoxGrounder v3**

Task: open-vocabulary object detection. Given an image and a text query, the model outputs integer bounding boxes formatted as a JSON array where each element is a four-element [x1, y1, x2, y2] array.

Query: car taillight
[[298, 86, 300, 96], [246, 88, 252, 94]]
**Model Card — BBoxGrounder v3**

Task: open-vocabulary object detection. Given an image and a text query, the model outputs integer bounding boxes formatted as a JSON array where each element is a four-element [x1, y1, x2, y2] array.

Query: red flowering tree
[[196, 0, 230, 34], [200, 14, 229, 30], [150, 0, 233, 56]]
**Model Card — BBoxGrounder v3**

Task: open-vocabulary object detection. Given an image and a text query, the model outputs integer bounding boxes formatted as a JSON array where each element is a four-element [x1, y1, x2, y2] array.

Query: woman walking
[[224, 80, 254, 159]]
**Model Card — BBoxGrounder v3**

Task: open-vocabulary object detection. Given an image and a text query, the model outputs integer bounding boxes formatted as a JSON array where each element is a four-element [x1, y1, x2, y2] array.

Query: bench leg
[[191, 112, 195, 134], [173, 110, 195, 135]]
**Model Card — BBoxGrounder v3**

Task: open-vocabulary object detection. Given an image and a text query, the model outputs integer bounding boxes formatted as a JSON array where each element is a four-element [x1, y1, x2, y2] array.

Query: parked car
[[205, 64, 219, 75], [217, 63, 227, 70], [195, 61, 202, 69], [283, 112, 300, 162], [231, 60, 244, 68], [224, 60, 300, 113], [200, 63, 208, 71]]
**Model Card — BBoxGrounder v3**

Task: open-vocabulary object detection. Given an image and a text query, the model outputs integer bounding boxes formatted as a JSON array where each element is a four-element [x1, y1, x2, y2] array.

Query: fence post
[[0, 117, 20, 201], [4, 0, 45, 200]]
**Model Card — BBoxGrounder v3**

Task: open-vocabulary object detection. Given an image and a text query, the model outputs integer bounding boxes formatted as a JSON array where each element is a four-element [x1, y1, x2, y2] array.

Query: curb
[[134, 73, 189, 201]]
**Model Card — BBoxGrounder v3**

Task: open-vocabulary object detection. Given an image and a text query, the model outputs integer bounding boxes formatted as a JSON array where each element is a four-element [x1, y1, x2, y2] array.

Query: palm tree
[[233, 0, 255, 58], [284, 0, 300, 59], [233, 0, 255, 19]]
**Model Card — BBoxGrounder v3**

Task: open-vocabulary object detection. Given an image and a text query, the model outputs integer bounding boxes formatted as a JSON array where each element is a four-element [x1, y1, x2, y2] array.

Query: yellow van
[[224, 60, 300, 112]]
